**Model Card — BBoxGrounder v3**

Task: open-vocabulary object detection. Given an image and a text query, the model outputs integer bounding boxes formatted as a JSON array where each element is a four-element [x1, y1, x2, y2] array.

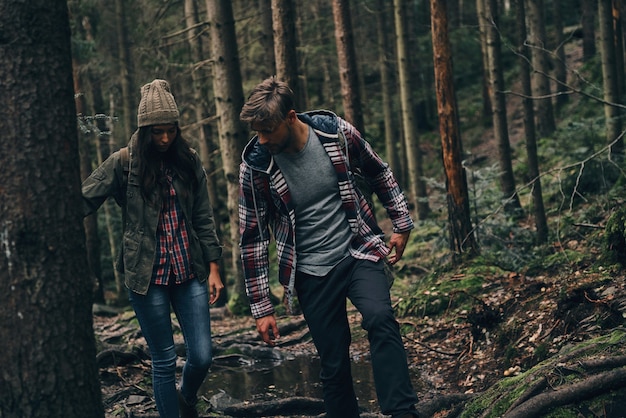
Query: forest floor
[[94, 246, 626, 417]]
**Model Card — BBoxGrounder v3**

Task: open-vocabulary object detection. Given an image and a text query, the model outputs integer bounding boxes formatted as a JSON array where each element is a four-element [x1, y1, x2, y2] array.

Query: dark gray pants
[[295, 257, 419, 418]]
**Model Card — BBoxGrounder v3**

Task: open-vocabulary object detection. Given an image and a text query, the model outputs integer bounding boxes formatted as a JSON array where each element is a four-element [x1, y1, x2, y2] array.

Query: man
[[238, 76, 420, 418]]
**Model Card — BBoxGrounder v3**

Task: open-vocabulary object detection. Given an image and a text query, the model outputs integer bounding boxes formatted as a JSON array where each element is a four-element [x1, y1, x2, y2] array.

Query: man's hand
[[256, 314, 280, 346], [387, 230, 411, 265]]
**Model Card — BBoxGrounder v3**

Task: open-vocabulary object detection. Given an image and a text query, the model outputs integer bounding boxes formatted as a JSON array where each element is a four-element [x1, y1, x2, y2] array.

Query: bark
[[476, 0, 493, 126], [515, 0, 548, 243], [185, 0, 227, 305], [582, 0, 597, 60], [309, 0, 336, 107], [481, 0, 523, 214], [0, 1, 103, 416], [205, 0, 247, 310], [258, 0, 276, 77], [114, 0, 135, 140], [613, 0, 625, 97], [430, 0, 478, 256], [74, 60, 105, 304], [80, 14, 124, 302], [393, 0, 430, 219], [552, 0, 568, 109], [526, 0, 556, 136], [100, 94, 125, 302], [331, 0, 365, 134], [375, 0, 401, 184], [184, 0, 211, 166], [272, 0, 304, 109], [598, 0, 624, 155]]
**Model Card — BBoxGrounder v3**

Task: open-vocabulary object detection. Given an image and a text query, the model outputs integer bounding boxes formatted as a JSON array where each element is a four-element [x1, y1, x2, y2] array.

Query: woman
[[82, 79, 223, 418]]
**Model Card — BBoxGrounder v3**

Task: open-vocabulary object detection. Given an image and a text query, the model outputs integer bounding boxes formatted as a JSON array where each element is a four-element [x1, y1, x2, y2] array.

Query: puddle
[[201, 354, 382, 411]]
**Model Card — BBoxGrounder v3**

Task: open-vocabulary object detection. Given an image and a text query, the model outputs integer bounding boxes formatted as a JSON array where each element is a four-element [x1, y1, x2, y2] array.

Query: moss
[[227, 293, 252, 317]]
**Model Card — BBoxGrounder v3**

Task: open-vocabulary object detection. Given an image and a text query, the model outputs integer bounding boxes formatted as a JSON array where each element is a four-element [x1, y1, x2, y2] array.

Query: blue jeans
[[295, 257, 419, 418], [129, 279, 212, 418]]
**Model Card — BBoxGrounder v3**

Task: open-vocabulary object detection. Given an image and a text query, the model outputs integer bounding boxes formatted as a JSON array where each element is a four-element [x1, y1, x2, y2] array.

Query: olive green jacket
[[82, 133, 222, 295]]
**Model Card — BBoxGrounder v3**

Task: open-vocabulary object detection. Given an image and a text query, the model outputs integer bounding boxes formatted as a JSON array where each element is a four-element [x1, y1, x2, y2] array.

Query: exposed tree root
[[415, 393, 475, 417], [504, 367, 626, 418]]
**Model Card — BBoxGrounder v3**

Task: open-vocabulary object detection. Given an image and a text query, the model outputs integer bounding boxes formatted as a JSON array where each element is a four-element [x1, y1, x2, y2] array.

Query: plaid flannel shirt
[[151, 168, 195, 285], [238, 110, 413, 318]]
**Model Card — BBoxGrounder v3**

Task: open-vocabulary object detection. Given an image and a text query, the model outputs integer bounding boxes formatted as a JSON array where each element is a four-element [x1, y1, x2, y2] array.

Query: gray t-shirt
[[273, 127, 353, 276]]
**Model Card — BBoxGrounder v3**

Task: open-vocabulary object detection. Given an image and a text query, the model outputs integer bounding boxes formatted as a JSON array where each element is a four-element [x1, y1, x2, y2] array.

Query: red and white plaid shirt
[[151, 167, 195, 285]]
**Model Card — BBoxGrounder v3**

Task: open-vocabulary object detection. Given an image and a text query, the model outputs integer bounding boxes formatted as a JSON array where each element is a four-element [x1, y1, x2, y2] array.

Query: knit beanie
[[137, 79, 180, 127]]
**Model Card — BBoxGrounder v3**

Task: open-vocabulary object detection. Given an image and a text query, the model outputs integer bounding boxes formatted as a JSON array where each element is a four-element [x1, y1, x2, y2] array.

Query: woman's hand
[[207, 262, 224, 304]]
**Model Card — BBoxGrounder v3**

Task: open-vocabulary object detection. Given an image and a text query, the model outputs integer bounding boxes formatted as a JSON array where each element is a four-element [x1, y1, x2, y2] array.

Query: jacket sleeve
[[81, 150, 125, 217], [238, 162, 275, 319], [339, 118, 414, 233], [190, 152, 223, 264]]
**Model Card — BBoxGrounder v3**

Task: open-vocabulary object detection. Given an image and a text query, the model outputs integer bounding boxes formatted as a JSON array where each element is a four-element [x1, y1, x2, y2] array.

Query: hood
[[241, 109, 340, 173]]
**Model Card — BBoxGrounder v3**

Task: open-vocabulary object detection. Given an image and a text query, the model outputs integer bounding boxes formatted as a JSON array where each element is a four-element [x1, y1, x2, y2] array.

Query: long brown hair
[[135, 124, 198, 205]]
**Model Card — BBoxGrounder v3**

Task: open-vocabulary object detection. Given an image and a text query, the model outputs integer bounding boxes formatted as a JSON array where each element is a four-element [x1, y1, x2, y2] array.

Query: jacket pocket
[[122, 233, 141, 271]]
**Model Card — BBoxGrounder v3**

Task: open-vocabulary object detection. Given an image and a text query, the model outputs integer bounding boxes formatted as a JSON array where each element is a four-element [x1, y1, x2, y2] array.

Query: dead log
[[222, 396, 325, 417], [96, 345, 150, 368], [504, 367, 626, 418]]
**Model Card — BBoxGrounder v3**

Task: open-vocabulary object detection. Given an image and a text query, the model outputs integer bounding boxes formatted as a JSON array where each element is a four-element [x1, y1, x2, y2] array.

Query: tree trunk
[[114, 0, 135, 140], [72, 11, 105, 304], [430, 0, 478, 256], [582, 0, 597, 60], [613, 0, 625, 97], [598, 0, 624, 155], [526, 0, 556, 136], [0, 1, 103, 416], [476, 0, 493, 126], [552, 0, 568, 110], [259, 0, 276, 77], [184, 0, 211, 166], [393, 0, 430, 219], [205, 0, 247, 313], [73, 60, 105, 304], [482, 0, 523, 214], [185, 0, 228, 306], [98, 93, 125, 303], [515, 0, 549, 244], [376, 0, 402, 184], [331, 0, 365, 134], [309, 0, 336, 107], [272, 0, 304, 110]]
